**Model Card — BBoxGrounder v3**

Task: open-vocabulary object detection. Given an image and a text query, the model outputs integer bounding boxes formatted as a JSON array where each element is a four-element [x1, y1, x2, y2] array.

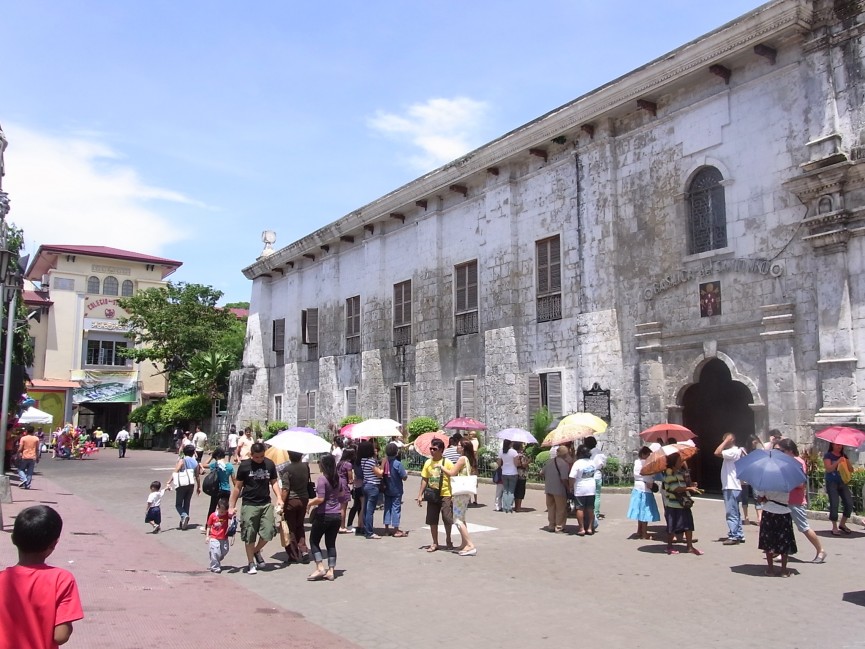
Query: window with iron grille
[[103, 276, 119, 296], [297, 391, 316, 427], [345, 388, 358, 416], [121, 280, 134, 297], [455, 261, 479, 335], [390, 384, 410, 430], [86, 276, 100, 294], [274, 395, 283, 422], [346, 295, 361, 354], [302, 308, 319, 360], [272, 318, 285, 365], [456, 378, 476, 419], [687, 167, 727, 254], [528, 372, 562, 423], [85, 339, 129, 367], [536, 236, 562, 322], [393, 280, 412, 347]]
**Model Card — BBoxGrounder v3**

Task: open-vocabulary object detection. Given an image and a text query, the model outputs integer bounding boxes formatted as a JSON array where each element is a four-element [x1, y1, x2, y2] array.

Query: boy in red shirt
[[0, 505, 83, 649], [206, 497, 231, 573]]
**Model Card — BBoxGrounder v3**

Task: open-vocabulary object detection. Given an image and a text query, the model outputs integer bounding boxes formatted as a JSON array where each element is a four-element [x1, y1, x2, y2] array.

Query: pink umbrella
[[639, 423, 695, 443], [444, 417, 487, 431], [816, 426, 865, 448], [413, 431, 450, 458], [339, 423, 357, 438]]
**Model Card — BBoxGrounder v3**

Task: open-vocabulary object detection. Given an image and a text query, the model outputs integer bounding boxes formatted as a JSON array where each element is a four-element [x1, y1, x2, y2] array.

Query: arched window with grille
[[121, 280, 134, 296], [103, 276, 119, 296], [86, 276, 100, 294], [687, 166, 727, 254]]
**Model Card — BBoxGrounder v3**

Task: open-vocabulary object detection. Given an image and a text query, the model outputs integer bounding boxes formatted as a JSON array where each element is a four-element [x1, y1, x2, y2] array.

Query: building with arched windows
[[24, 245, 182, 434], [231, 0, 865, 489]]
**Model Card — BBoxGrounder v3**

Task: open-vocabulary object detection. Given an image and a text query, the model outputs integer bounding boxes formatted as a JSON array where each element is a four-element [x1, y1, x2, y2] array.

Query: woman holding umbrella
[[824, 442, 854, 535]]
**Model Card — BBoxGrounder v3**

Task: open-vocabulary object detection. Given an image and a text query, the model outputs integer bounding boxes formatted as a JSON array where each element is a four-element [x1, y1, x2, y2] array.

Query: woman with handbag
[[824, 442, 854, 535], [306, 454, 349, 581], [627, 446, 660, 540], [280, 451, 311, 563], [168, 444, 201, 530], [440, 440, 478, 556], [662, 451, 703, 556], [542, 446, 572, 533]]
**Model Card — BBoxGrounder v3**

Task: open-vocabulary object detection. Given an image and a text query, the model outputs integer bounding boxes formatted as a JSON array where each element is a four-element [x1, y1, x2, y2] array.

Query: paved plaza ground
[[2, 449, 865, 649]]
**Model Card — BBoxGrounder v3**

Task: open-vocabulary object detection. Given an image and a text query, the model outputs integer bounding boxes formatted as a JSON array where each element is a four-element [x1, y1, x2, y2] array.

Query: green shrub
[[338, 415, 363, 429], [535, 450, 551, 466], [407, 416, 439, 441], [264, 421, 289, 440], [809, 492, 829, 512], [532, 407, 552, 446], [129, 404, 152, 424]]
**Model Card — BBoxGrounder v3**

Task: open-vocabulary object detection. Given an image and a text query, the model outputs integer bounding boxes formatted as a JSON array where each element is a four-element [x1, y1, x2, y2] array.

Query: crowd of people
[[136, 424, 853, 580]]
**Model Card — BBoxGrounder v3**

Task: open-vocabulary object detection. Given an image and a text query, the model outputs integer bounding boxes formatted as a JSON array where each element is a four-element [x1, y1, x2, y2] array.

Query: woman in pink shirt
[[777, 439, 826, 564]]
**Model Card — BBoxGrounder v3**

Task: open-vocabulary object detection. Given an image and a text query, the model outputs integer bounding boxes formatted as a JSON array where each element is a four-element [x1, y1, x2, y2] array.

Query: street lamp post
[[0, 212, 13, 528]]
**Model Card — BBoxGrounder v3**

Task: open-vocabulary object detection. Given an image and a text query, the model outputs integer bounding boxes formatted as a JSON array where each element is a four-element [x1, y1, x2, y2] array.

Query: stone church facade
[[230, 0, 865, 487]]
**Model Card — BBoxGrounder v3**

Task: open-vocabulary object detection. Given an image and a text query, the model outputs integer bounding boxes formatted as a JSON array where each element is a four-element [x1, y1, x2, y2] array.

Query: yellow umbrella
[[264, 446, 291, 473], [541, 413, 608, 447]]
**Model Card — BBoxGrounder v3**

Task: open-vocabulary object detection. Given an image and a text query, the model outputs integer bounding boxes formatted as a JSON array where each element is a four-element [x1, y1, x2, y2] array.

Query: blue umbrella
[[734, 449, 806, 493]]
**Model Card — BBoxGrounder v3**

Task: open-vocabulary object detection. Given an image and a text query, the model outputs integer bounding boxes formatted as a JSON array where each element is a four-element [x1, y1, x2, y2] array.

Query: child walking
[[145, 480, 170, 534], [206, 498, 231, 573], [0, 505, 84, 648], [627, 446, 660, 539]]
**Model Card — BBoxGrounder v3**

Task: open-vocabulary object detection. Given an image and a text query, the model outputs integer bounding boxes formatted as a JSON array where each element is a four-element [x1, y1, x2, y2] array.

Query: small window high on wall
[[687, 166, 727, 254], [103, 276, 119, 296], [87, 276, 100, 294]]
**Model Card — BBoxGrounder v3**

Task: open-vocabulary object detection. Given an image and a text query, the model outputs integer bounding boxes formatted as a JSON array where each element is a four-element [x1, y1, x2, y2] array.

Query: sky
[[1, 0, 766, 304]]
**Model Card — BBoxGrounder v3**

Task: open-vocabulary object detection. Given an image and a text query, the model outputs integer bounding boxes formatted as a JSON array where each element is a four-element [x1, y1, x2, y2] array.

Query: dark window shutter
[[546, 372, 563, 419], [528, 374, 541, 424], [549, 237, 561, 292]]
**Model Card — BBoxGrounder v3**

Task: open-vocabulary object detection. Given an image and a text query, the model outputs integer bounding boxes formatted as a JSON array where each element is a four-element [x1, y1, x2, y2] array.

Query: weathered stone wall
[[229, 1, 865, 461]]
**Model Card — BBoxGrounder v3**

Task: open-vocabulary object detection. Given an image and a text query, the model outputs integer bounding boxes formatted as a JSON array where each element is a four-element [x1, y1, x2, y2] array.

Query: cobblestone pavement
[[3, 450, 865, 649]]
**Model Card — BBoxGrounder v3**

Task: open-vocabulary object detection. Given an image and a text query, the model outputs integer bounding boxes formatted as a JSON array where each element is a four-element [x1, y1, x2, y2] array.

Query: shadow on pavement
[[842, 591, 865, 607], [729, 564, 800, 578]]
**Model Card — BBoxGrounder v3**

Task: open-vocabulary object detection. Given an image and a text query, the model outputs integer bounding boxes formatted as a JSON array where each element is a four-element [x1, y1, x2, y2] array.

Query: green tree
[[223, 301, 250, 310], [174, 350, 233, 422], [117, 282, 236, 389]]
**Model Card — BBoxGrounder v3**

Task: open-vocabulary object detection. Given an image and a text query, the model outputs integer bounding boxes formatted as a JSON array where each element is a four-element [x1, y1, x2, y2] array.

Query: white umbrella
[[348, 418, 402, 439], [495, 428, 538, 444], [18, 406, 53, 425], [265, 430, 332, 454]]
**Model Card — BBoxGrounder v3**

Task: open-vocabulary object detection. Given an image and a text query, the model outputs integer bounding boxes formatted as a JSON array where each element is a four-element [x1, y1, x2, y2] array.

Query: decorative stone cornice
[[244, 0, 814, 280]]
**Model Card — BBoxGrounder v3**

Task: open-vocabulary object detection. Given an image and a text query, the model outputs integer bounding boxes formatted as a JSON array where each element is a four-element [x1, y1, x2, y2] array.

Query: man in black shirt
[[228, 443, 283, 574]]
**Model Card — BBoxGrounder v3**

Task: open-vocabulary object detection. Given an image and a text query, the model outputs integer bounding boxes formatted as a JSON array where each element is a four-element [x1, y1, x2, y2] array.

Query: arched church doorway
[[681, 358, 755, 492]]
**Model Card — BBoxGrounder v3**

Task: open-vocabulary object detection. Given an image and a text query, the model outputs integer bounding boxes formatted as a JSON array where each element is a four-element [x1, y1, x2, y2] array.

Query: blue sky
[[2, 0, 765, 303]]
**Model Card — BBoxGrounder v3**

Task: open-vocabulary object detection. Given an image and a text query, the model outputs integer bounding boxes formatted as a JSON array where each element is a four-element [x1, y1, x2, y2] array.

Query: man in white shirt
[[715, 432, 745, 544], [115, 427, 131, 458], [192, 426, 208, 462], [234, 427, 254, 463]]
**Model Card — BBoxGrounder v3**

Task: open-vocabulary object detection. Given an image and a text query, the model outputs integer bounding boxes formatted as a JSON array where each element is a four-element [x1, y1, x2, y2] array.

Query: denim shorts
[[788, 504, 810, 533]]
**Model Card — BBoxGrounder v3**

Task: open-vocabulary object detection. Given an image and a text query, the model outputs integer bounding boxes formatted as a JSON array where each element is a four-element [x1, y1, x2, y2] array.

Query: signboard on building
[[582, 382, 611, 423], [83, 318, 130, 332], [83, 297, 128, 320], [70, 370, 138, 404]]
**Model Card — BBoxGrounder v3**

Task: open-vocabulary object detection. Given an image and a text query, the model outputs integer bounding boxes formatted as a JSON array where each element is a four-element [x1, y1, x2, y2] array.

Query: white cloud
[[1, 124, 196, 255], [368, 97, 489, 171]]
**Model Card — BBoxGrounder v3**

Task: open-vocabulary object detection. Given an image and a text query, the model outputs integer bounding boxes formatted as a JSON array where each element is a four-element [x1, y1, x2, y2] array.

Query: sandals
[[831, 530, 843, 536], [306, 570, 326, 581], [839, 526, 853, 535], [813, 551, 827, 564], [392, 530, 408, 538], [425, 545, 438, 553]]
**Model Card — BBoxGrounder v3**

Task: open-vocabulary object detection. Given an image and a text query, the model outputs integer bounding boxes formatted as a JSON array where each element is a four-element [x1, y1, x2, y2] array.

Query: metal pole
[[0, 287, 16, 530], [0, 287, 17, 475]]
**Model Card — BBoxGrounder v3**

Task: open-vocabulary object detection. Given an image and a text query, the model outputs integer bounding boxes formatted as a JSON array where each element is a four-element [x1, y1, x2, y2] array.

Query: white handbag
[[173, 460, 195, 487], [450, 474, 477, 496]]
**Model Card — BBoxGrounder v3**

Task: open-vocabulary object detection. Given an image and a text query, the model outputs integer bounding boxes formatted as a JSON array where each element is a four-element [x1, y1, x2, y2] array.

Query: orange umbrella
[[640, 442, 698, 476], [413, 431, 450, 458], [639, 423, 695, 443]]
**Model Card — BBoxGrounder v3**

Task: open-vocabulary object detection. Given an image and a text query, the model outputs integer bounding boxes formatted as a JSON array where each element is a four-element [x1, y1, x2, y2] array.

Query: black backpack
[[202, 467, 221, 496]]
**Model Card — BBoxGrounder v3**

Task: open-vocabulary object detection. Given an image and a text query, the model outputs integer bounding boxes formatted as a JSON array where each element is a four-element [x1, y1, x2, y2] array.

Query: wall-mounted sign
[[83, 318, 130, 332], [583, 382, 611, 422], [91, 264, 131, 276], [84, 297, 128, 320], [71, 370, 138, 404], [642, 257, 783, 300]]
